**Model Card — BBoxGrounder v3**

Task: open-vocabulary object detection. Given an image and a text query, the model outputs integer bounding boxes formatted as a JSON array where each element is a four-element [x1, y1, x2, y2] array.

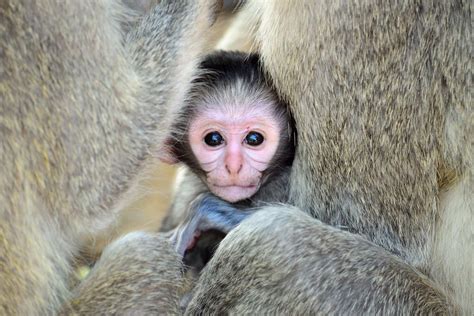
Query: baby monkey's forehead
[[192, 86, 286, 122], [191, 99, 287, 131], [198, 77, 278, 108]]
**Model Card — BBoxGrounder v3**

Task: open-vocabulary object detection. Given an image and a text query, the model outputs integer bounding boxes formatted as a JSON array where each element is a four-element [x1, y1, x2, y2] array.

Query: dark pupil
[[245, 131, 264, 146], [204, 131, 224, 146]]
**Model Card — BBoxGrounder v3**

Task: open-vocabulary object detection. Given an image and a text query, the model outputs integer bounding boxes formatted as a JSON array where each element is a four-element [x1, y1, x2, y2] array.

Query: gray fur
[[187, 206, 457, 315], [1, 0, 471, 314], [0, 0, 219, 314], [62, 233, 183, 315], [182, 0, 471, 314]]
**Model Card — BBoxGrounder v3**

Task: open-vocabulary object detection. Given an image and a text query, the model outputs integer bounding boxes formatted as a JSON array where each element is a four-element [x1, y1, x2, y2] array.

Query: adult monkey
[[0, 0, 222, 314], [182, 0, 472, 314]]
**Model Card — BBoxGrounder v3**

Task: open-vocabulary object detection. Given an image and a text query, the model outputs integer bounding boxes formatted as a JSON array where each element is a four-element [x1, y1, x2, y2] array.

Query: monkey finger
[[170, 193, 252, 257], [189, 193, 253, 233]]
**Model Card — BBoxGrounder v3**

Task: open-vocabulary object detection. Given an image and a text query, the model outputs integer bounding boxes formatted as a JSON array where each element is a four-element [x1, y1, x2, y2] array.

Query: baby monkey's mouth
[[212, 181, 259, 188], [209, 174, 262, 189], [214, 184, 257, 189], [209, 182, 261, 203]]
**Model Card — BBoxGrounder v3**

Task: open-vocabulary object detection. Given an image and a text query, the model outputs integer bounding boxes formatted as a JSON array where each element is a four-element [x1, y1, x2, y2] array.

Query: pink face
[[189, 103, 282, 202]]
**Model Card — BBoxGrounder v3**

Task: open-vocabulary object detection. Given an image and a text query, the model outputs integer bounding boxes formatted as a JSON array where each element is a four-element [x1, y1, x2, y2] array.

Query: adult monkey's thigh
[[188, 207, 454, 314]]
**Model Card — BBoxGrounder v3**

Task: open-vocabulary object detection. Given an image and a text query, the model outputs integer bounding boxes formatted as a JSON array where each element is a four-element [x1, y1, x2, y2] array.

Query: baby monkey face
[[189, 105, 281, 202]]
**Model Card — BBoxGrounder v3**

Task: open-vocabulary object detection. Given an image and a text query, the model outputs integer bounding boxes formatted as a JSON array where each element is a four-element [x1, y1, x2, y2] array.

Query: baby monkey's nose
[[225, 152, 243, 175]]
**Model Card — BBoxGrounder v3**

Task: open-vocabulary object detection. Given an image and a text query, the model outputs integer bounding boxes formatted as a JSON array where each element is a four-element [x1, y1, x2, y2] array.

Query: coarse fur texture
[[63, 232, 183, 314], [165, 1, 471, 313], [1, 0, 471, 314], [0, 0, 220, 314], [183, 0, 471, 314], [187, 206, 457, 315]]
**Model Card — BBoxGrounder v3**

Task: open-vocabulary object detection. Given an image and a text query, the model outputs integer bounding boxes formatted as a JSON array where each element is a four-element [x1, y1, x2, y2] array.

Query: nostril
[[225, 164, 243, 175]]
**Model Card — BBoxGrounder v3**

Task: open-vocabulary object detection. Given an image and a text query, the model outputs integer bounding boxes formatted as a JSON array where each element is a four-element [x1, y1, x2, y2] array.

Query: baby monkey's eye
[[245, 131, 264, 146], [204, 131, 224, 147]]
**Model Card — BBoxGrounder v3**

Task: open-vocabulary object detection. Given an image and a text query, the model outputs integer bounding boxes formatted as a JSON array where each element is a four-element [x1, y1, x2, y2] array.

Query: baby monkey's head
[[164, 51, 295, 203]]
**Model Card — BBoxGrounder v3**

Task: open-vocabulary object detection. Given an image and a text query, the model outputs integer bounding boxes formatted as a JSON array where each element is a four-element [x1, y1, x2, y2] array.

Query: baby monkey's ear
[[158, 137, 180, 165]]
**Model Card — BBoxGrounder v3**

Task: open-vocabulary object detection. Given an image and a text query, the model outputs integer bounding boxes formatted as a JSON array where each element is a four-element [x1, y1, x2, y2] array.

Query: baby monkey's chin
[[210, 184, 259, 203]]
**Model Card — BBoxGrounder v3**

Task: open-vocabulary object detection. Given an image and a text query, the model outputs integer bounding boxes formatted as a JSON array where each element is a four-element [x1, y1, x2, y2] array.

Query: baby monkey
[[162, 51, 295, 259]]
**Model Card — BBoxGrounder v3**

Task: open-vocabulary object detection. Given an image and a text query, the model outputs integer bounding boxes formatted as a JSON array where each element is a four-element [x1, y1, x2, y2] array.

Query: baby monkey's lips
[[210, 182, 260, 203], [214, 184, 257, 189]]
